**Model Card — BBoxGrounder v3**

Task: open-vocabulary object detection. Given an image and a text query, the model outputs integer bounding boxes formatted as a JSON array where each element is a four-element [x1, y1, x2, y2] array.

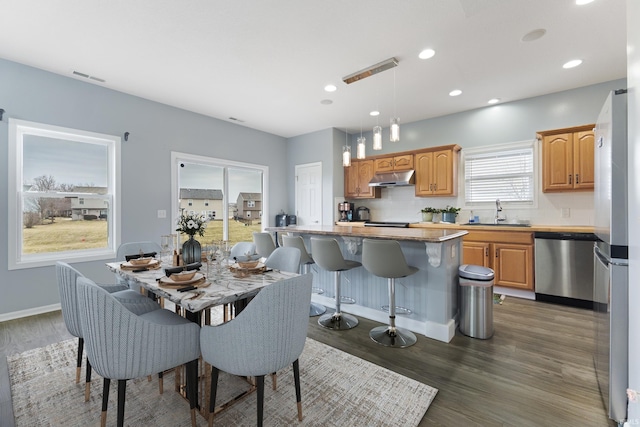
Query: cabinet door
[[573, 130, 594, 190], [357, 160, 379, 198], [432, 149, 455, 196], [542, 133, 574, 192], [374, 157, 394, 173], [414, 151, 434, 196], [393, 154, 414, 171], [463, 242, 490, 267], [344, 162, 359, 198], [493, 243, 533, 290]]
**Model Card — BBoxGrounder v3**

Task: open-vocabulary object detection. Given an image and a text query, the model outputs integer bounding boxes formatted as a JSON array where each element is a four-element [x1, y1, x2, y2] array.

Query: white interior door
[[295, 162, 322, 225]]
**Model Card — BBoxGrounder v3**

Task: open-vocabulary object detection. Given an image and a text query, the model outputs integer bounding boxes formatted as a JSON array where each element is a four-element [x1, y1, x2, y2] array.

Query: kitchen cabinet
[[414, 145, 460, 197], [344, 159, 381, 199], [462, 230, 534, 290], [374, 154, 414, 172], [539, 124, 595, 192]]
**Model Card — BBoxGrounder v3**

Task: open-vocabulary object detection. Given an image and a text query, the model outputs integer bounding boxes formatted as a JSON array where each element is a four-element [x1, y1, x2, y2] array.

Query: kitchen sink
[[464, 222, 531, 227]]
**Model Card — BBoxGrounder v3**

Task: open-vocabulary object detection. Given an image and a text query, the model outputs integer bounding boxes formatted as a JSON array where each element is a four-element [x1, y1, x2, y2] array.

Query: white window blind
[[464, 143, 534, 204]]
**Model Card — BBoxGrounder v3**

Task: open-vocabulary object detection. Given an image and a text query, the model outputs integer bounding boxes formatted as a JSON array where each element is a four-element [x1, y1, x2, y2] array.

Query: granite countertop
[[265, 224, 468, 243], [408, 222, 594, 233]]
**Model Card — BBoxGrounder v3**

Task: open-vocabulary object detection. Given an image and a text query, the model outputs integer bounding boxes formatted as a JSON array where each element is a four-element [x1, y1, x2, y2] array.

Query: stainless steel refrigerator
[[593, 89, 628, 423]]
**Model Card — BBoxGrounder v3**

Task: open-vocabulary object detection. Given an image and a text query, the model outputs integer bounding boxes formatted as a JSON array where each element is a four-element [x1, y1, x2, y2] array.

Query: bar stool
[[310, 237, 360, 330], [362, 238, 419, 348], [282, 235, 326, 316], [253, 232, 276, 258]]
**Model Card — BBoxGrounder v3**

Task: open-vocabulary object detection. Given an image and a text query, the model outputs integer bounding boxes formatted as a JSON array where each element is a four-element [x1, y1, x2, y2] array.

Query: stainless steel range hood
[[368, 170, 415, 187]]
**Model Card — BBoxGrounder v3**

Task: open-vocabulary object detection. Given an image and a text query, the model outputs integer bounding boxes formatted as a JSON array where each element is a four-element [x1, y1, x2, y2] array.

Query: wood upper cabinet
[[462, 230, 534, 291], [374, 154, 414, 172], [344, 159, 381, 199], [539, 124, 595, 192], [415, 146, 459, 197]]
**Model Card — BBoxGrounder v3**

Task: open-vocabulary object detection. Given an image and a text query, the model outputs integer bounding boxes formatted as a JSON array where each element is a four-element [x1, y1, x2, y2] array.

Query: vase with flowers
[[176, 212, 207, 264]]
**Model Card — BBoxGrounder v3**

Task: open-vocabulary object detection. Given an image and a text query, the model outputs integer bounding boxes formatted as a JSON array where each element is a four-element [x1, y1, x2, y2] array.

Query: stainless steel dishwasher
[[534, 231, 597, 308]]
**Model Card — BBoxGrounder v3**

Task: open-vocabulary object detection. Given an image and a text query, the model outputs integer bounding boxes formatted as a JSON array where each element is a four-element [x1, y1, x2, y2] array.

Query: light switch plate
[[157, 209, 167, 219]]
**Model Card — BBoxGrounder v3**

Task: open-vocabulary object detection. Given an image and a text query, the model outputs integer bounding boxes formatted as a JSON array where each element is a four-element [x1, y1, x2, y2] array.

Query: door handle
[[485, 248, 488, 257], [495, 249, 498, 258], [576, 174, 579, 184], [569, 174, 572, 184]]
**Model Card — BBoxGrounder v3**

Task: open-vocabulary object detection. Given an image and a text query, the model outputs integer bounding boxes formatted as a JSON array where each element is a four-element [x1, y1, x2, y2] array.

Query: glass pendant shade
[[356, 136, 366, 159], [373, 126, 382, 150], [390, 118, 400, 142], [342, 145, 351, 167]]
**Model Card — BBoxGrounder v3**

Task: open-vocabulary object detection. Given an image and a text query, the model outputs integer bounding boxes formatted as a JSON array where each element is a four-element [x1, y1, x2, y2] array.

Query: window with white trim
[[464, 141, 535, 205], [8, 119, 120, 270]]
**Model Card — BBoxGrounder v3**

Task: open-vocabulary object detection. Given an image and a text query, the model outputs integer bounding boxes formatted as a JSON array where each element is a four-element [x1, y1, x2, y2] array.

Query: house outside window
[[8, 119, 121, 270]]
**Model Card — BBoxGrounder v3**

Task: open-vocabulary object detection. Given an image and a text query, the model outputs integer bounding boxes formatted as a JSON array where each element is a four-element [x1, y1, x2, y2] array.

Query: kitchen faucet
[[495, 199, 506, 224]]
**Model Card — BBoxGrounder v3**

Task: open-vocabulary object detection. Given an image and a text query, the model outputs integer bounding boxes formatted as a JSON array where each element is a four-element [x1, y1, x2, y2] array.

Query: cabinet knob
[[575, 174, 579, 184], [569, 174, 572, 184], [495, 249, 499, 258], [485, 248, 489, 257]]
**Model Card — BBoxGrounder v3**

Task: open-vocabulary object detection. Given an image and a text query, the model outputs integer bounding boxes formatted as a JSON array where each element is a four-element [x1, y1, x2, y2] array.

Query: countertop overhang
[[265, 224, 467, 243]]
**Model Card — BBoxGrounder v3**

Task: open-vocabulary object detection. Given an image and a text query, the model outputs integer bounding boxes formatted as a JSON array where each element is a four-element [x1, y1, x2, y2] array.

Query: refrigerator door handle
[[594, 245, 628, 266]]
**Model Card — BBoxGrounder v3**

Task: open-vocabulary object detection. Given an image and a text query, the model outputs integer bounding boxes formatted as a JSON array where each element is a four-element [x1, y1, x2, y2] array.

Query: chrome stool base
[[381, 305, 412, 315], [370, 325, 417, 348], [318, 312, 358, 330], [340, 296, 355, 304], [309, 302, 326, 317]]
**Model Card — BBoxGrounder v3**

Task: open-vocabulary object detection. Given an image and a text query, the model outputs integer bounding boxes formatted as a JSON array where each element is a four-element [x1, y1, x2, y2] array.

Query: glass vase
[[182, 235, 201, 265]]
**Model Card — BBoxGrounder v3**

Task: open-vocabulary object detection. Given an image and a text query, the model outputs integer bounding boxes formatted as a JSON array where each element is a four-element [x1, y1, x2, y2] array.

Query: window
[[188, 199, 193, 206], [204, 200, 209, 207], [463, 140, 535, 205], [8, 119, 120, 270], [247, 200, 255, 208]]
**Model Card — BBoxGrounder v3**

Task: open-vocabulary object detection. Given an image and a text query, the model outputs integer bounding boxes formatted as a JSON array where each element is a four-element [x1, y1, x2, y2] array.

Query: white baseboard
[[0, 303, 61, 323], [493, 286, 535, 300]]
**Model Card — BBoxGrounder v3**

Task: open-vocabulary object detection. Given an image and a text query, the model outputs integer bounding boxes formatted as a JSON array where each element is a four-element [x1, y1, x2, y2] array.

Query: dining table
[[105, 258, 299, 418]]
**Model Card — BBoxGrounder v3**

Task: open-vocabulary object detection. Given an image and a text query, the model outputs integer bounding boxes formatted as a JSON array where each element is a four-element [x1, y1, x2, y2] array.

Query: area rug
[[8, 338, 437, 426]]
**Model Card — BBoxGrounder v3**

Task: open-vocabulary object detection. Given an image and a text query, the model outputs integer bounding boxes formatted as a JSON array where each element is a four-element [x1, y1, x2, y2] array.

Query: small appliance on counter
[[275, 212, 297, 227], [355, 206, 370, 221], [338, 201, 353, 221]]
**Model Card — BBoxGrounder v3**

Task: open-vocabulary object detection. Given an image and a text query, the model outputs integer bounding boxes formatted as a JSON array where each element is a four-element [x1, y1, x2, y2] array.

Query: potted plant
[[420, 207, 440, 223], [441, 206, 461, 223]]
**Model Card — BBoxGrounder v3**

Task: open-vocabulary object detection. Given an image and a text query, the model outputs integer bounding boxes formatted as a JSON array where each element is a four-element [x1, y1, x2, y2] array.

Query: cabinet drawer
[[463, 230, 533, 245]]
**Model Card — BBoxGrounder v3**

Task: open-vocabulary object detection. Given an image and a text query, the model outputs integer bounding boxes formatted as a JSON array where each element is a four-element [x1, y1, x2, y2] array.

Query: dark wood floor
[[0, 297, 613, 426]]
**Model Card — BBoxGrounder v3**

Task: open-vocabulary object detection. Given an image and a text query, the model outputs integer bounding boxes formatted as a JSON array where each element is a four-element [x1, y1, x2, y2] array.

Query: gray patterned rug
[[8, 338, 436, 426]]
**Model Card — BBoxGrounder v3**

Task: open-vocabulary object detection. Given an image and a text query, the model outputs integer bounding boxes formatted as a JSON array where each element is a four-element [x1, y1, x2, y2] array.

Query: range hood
[[368, 170, 415, 187]]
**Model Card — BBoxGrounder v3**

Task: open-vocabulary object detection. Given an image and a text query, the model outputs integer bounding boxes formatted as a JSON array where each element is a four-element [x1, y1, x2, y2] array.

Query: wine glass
[[160, 235, 173, 263], [206, 242, 218, 276]]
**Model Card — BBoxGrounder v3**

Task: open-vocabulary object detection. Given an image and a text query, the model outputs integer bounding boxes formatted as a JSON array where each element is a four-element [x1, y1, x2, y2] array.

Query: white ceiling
[[0, 0, 627, 138]]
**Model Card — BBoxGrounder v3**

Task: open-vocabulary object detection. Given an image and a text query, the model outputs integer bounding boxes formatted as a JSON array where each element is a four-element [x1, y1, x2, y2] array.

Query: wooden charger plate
[[158, 273, 211, 288], [120, 259, 161, 270], [229, 262, 266, 274]]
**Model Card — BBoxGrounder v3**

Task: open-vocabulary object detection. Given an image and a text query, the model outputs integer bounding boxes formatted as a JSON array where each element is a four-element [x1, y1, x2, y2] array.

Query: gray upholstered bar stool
[[253, 232, 276, 258], [310, 237, 360, 330], [282, 235, 326, 316], [362, 238, 419, 348]]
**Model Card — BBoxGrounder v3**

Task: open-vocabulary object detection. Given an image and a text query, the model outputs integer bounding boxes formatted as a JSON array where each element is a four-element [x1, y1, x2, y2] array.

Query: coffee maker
[[338, 201, 353, 221]]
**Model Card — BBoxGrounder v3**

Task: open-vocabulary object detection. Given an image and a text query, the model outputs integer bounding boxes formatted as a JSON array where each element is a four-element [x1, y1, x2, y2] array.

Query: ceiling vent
[[342, 57, 398, 85], [72, 70, 105, 83]]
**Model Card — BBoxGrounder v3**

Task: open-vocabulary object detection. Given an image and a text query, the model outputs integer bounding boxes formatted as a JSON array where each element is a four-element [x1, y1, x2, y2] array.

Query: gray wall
[[0, 58, 288, 317]]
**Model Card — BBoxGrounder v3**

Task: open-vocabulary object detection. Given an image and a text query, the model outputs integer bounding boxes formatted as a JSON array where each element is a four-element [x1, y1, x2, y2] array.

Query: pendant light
[[373, 110, 382, 151], [342, 129, 351, 167], [357, 116, 366, 159], [390, 69, 400, 142]]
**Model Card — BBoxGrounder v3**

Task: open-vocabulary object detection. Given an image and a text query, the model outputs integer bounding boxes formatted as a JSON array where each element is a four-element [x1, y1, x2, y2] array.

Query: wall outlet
[[561, 208, 570, 218], [157, 209, 167, 219]]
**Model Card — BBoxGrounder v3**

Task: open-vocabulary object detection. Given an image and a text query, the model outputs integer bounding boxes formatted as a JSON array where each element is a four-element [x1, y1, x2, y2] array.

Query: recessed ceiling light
[[324, 84, 337, 92], [370, 110, 380, 116], [521, 29, 546, 42], [488, 98, 501, 104], [563, 59, 583, 69], [576, 0, 594, 5], [320, 99, 333, 105], [449, 89, 462, 97], [418, 49, 435, 60]]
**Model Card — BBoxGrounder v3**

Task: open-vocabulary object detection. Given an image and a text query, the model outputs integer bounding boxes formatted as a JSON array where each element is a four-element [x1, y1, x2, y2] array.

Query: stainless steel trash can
[[459, 264, 495, 339]]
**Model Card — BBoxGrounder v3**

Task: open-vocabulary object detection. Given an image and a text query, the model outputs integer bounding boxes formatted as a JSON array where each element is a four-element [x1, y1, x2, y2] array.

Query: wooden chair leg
[[186, 360, 198, 427], [208, 366, 219, 427], [117, 379, 127, 427], [271, 372, 277, 390], [257, 375, 265, 427], [293, 359, 303, 421], [76, 337, 84, 384], [158, 371, 163, 394], [85, 359, 92, 402], [101, 378, 110, 427]]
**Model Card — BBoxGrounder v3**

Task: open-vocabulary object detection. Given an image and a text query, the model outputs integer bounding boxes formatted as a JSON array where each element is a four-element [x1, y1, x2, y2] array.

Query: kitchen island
[[265, 225, 468, 343]]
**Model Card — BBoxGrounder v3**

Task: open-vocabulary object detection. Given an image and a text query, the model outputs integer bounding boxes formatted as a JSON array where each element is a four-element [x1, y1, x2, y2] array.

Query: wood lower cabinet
[[344, 159, 381, 199], [415, 146, 460, 197], [462, 230, 534, 290], [539, 124, 595, 192]]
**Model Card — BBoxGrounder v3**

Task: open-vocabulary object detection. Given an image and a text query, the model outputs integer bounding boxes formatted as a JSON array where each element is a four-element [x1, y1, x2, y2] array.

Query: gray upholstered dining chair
[[253, 232, 276, 258], [200, 273, 313, 427], [76, 276, 201, 427], [264, 246, 301, 274], [230, 241, 258, 260], [56, 261, 161, 401], [116, 241, 163, 292], [282, 235, 327, 316]]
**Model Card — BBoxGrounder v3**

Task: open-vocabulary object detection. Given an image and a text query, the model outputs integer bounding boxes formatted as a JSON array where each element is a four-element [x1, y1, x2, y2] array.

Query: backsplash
[[343, 186, 594, 226]]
